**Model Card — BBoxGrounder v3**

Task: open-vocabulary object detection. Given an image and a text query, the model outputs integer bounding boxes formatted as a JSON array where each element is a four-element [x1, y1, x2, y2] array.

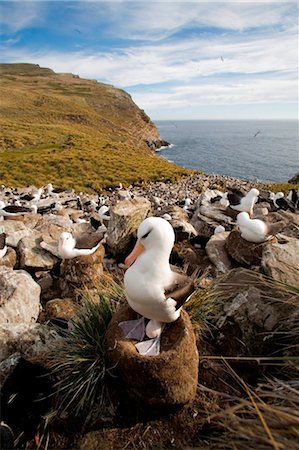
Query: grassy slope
[[0, 64, 191, 192]]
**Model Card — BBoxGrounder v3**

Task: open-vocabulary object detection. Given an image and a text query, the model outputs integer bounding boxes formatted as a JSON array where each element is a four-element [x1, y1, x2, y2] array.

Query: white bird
[[0, 201, 37, 217], [228, 188, 259, 216], [237, 212, 286, 243], [57, 231, 103, 259], [120, 217, 195, 356]]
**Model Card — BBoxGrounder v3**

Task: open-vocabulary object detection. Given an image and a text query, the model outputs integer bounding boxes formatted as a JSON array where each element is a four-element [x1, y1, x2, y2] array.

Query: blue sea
[[155, 120, 299, 182]]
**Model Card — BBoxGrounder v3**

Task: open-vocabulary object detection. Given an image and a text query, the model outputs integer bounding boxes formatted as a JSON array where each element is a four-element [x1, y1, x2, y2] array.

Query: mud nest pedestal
[[105, 305, 199, 408]]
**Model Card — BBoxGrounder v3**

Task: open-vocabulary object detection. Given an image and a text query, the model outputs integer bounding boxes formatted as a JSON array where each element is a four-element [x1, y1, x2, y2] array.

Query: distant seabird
[[0, 232, 7, 259], [287, 189, 299, 209], [20, 188, 43, 202], [237, 212, 286, 243], [227, 188, 259, 216], [58, 231, 103, 259], [254, 131, 261, 138], [0, 201, 37, 217], [270, 192, 296, 212]]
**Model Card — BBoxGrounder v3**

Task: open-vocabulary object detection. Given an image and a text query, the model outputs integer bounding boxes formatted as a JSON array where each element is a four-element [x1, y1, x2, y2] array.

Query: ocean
[[155, 120, 299, 182]]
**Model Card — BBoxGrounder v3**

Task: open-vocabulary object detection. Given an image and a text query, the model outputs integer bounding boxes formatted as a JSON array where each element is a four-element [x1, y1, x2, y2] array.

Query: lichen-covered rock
[[106, 197, 151, 256], [226, 229, 272, 265], [0, 267, 41, 324], [59, 244, 105, 297], [206, 232, 233, 273], [35, 214, 73, 240], [18, 233, 59, 270], [0, 220, 33, 247], [262, 235, 299, 287], [105, 306, 198, 407]]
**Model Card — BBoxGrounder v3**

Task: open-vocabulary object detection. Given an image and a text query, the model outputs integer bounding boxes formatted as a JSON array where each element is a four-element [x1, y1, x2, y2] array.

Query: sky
[[0, 0, 298, 120]]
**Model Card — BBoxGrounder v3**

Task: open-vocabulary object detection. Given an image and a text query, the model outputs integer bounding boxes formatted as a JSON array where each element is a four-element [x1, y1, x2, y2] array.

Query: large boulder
[[262, 235, 299, 287], [0, 220, 34, 247], [0, 267, 41, 324], [288, 172, 299, 184], [105, 306, 198, 407], [106, 197, 151, 257], [35, 214, 73, 241], [18, 233, 59, 270]]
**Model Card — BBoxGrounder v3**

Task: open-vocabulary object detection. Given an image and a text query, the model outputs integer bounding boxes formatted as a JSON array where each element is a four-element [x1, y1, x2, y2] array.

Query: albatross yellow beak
[[124, 240, 144, 267]]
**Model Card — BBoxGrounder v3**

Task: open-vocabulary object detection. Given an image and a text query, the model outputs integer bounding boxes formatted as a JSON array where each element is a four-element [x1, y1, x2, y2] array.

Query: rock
[[18, 233, 59, 270], [59, 244, 105, 298], [277, 211, 299, 239], [160, 206, 197, 241], [0, 247, 17, 268], [105, 306, 198, 407], [198, 205, 234, 225], [208, 269, 299, 356], [206, 232, 233, 273], [262, 235, 299, 287], [189, 216, 215, 238], [196, 188, 225, 208], [288, 172, 299, 184], [35, 271, 54, 297], [35, 214, 73, 240], [0, 220, 34, 247], [0, 267, 41, 324], [226, 229, 272, 266], [0, 323, 61, 385], [106, 197, 151, 256]]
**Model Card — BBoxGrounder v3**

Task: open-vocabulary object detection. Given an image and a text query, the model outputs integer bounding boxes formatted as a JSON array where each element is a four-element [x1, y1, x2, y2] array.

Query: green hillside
[[0, 63, 191, 191]]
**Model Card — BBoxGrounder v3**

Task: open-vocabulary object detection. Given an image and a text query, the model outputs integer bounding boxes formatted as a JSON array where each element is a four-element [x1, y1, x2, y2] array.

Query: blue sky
[[0, 0, 298, 120]]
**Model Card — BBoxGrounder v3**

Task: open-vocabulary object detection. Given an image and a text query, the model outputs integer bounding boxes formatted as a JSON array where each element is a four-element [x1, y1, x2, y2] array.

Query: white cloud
[[2, 23, 296, 87], [0, 1, 45, 33]]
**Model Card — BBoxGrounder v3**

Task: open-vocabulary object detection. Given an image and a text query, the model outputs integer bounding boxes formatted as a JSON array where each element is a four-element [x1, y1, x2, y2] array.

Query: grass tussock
[[205, 371, 299, 450], [47, 277, 124, 423]]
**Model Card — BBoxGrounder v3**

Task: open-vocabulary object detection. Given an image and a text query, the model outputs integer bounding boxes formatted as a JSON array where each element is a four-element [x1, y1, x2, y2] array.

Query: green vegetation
[[48, 277, 124, 424], [0, 64, 191, 191]]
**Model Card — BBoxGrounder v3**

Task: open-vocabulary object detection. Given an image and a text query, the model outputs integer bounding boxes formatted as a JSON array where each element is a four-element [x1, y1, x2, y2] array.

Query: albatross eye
[[141, 229, 152, 240]]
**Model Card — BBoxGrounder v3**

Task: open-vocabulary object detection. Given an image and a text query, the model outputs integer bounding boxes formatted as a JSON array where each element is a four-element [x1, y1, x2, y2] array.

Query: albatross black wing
[[165, 272, 195, 309]]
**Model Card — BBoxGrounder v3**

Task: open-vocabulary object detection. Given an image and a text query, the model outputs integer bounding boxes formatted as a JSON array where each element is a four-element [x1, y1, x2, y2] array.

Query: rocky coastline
[[0, 171, 298, 449]]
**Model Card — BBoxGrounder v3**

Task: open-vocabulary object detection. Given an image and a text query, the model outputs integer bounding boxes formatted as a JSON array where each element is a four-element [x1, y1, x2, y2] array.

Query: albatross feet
[[118, 317, 145, 341]]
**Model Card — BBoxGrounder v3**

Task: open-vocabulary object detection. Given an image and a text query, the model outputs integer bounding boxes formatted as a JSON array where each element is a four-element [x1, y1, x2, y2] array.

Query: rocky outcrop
[[288, 172, 299, 184], [262, 235, 299, 287], [206, 231, 233, 273], [0, 267, 41, 324], [106, 197, 151, 257]]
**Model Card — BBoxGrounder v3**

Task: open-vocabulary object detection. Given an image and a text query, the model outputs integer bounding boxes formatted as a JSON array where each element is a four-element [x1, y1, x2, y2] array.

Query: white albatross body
[[237, 212, 271, 243], [58, 231, 102, 259], [124, 217, 179, 324], [122, 217, 194, 355]]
